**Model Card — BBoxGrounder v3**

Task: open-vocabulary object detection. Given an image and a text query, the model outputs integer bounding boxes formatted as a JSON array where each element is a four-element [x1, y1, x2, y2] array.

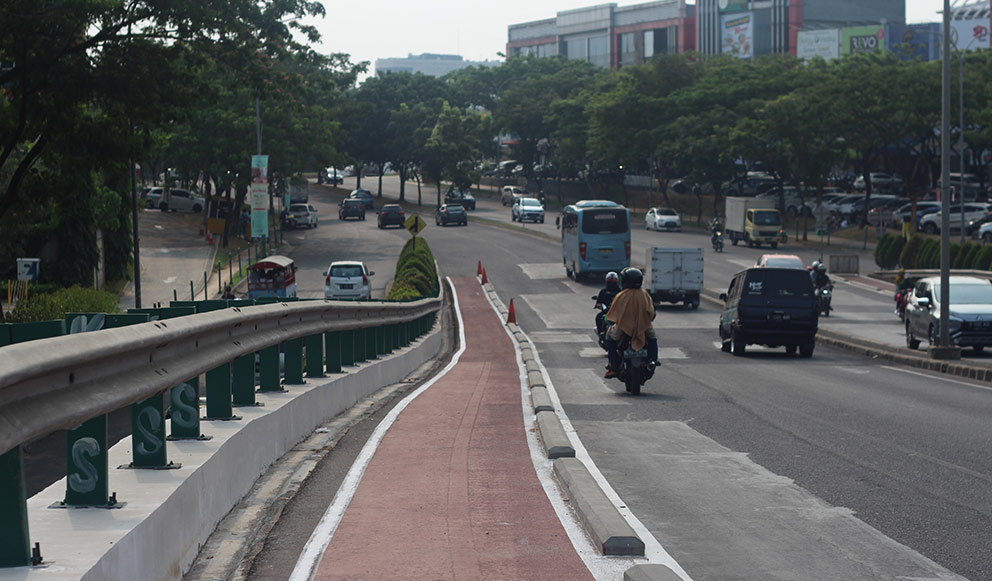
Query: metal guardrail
[[0, 296, 440, 568]]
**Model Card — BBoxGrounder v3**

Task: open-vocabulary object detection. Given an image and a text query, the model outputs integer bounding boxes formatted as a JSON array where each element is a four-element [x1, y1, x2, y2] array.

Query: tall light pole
[[934, 0, 961, 359], [957, 33, 979, 245]]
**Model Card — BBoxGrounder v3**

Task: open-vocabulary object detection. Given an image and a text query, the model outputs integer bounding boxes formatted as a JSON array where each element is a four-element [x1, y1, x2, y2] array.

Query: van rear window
[[743, 270, 812, 297], [581, 209, 628, 234]]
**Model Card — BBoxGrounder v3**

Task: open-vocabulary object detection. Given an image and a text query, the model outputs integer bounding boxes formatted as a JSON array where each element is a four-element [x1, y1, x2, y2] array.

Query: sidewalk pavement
[[119, 210, 218, 310], [306, 277, 594, 580]]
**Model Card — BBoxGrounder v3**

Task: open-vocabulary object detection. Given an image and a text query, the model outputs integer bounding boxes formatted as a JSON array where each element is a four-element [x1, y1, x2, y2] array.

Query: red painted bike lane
[[311, 277, 593, 580]]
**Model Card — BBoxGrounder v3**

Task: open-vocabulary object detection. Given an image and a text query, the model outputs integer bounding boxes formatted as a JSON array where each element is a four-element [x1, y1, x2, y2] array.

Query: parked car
[[288, 203, 318, 228], [966, 213, 992, 238], [853, 172, 904, 194], [644, 207, 682, 231], [890, 201, 941, 227], [140, 187, 163, 209], [757, 186, 807, 216], [324, 261, 374, 300], [938, 172, 987, 201], [511, 197, 545, 223], [918, 203, 991, 234], [349, 188, 375, 210], [377, 204, 406, 229], [501, 186, 529, 206], [435, 204, 467, 226], [755, 254, 805, 269], [905, 275, 992, 352], [159, 188, 205, 213], [319, 167, 344, 185], [718, 267, 819, 357], [724, 172, 778, 197], [339, 198, 366, 221], [445, 188, 476, 210]]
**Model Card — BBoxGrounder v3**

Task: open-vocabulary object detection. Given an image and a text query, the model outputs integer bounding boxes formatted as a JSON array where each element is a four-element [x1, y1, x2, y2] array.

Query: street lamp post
[[957, 34, 979, 245]]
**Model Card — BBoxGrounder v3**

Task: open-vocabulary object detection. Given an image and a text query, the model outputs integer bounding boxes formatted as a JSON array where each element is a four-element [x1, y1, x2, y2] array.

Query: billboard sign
[[250, 155, 269, 239], [722, 12, 753, 59], [797, 29, 840, 61], [842, 25, 885, 55], [951, 18, 990, 50], [717, 0, 748, 13]]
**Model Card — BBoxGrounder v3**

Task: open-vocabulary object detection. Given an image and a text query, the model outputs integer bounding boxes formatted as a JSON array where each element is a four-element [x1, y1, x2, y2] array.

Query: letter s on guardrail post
[[62, 415, 114, 508]]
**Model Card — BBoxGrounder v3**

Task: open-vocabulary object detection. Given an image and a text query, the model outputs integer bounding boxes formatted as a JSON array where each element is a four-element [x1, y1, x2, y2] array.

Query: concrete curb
[[478, 277, 649, 559], [554, 458, 645, 556], [623, 564, 684, 581]]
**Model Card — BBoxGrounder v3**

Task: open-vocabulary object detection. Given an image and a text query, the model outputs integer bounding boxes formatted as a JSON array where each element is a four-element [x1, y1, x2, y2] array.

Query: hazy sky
[[306, 0, 950, 72]]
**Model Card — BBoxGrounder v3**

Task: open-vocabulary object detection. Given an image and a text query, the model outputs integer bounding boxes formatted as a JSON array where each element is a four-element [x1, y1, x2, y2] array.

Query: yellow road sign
[[404, 214, 427, 236]]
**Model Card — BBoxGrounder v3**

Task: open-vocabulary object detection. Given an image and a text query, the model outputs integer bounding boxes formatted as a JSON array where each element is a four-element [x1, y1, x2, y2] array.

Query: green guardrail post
[[128, 394, 179, 469], [258, 344, 283, 392], [232, 353, 258, 407], [373, 325, 384, 356], [366, 325, 378, 360], [354, 328, 367, 363], [228, 255, 233, 286], [0, 446, 31, 567], [306, 333, 324, 378], [325, 331, 342, 373], [204, 362, 240, 421], [340, 329, 355, 367], [284, 337, 304, 385], [169, 377, 209, 440], [204, 272, 208, 300], [61, 415, 120, 508]]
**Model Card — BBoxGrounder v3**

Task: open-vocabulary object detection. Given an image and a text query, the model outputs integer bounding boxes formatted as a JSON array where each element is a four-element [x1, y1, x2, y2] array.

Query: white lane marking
[[727, 258, 755, 268], [162, 276, 176, 284], [579, 347, 607, 358], [880, 365, 992, 392], [485, 303, 692, 579], [529, 331, 595, 343], [519, 263, 570, 279], [154, 224, 164, 230], [659, 347, 688, 359], [484, 295, 640, 579], [289, 278, 467, 581]]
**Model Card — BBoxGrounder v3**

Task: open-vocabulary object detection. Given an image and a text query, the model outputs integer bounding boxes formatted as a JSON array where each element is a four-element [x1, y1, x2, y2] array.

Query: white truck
[[725, 197, 782, 248], [644, 247, 703, 310]]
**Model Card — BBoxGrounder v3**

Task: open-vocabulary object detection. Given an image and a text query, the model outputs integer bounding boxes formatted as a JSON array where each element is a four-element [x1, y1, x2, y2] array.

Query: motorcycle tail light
[[579, 242, 587, 260], [625, 241, 631, 259]]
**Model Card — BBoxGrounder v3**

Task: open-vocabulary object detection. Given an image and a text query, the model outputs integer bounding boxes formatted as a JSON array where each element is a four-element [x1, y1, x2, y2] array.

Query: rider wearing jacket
[[604, 267, 659, 379], [813, 263, 831, 289], [595, 272, 621, 335]]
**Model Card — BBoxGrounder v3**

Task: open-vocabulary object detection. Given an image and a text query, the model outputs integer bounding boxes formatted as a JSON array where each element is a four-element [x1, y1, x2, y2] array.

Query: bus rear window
[[581, 209, 628, 234]]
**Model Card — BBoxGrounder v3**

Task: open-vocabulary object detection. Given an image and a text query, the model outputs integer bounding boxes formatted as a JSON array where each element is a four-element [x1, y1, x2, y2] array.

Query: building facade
[[375, 54, 498, 77], [507, 0, 990, 67]]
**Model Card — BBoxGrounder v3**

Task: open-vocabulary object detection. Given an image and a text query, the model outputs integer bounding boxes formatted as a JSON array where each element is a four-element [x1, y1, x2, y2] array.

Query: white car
[[853, 172, 904, 193], [289, 203, 318, 228], [644, 207, 682, 231], [324, 261, 374, 300], [159, 188, 205, 213], [919, 203, 991, 234], [511, 197, 545, 223]]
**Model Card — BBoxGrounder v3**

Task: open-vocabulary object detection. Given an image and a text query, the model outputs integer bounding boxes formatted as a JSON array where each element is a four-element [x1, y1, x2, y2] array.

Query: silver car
[[905, 275, 992, 352], [644, 207, 682, 231], [511, 197, 545, 223]]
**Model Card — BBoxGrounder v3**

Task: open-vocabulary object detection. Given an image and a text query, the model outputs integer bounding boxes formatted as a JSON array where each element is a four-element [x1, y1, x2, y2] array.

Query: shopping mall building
[[506, 0, 990, 66]]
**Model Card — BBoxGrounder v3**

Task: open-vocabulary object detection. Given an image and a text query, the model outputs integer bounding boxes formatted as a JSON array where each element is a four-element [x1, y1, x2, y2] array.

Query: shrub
[[949, 243, 961, 269], [387, 238, 439, 300], [899, 235, 924, 269], [921, 239, 940, 269], [882, 235, 906, 269], [956, 242, 979, 269], [8, 286, 121, 323], [975, 246, 992, 271], [874, 233, 894, 268]]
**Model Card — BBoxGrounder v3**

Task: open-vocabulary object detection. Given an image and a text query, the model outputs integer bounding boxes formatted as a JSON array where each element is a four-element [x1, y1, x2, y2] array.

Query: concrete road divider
[[536, 411, 575, 458], [554, 457, 645, 556], [530, 386, 554, 413], [624, 563, 683, 581]]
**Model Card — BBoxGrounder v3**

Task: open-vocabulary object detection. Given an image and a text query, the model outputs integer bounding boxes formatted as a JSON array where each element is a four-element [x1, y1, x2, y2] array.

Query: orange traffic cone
[[477, 260, 483, 276], [507, 299, 517, 324], [481, 268, 488, 284]]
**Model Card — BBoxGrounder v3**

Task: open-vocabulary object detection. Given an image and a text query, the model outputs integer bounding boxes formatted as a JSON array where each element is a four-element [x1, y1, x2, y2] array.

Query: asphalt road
[[313, 175, 990, 580]]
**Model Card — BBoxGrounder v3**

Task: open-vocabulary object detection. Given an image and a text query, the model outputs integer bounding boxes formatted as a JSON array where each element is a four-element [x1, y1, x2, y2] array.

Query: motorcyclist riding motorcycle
[[594, 272, 621, 337], [604, 267, 659, 379], [813, 263, 831, 289], [710, 217, 723, 244]]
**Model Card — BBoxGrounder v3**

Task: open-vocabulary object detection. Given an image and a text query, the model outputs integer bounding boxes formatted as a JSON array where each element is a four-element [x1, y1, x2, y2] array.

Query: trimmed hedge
[[387, 237, 439, 300], [7, 286, 121, 323]]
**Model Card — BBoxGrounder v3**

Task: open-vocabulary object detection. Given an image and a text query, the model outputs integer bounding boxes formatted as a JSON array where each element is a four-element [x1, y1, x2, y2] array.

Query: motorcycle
[[613, 334, 655, 395], [592, 296, 609, 350], [816, 284, 833, 316], [712, 231, 725, 252], [281, 212, 297, 230]]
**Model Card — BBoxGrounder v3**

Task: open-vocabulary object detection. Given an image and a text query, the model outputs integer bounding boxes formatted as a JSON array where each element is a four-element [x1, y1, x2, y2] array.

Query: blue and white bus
[[557, 200, 631, 280]]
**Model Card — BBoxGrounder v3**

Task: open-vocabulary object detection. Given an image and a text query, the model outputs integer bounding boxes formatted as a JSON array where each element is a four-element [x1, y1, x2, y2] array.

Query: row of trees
[[876, 233, 992, 272], [5, 0, 992, 288]]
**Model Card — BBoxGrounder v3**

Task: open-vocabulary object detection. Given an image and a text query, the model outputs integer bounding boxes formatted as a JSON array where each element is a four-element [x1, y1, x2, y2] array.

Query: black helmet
[[621, 267, 643, 289]]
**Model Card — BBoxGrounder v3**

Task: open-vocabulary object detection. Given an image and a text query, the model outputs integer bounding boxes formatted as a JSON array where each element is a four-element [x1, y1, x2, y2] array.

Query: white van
[[159, 189, 205, 213]]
